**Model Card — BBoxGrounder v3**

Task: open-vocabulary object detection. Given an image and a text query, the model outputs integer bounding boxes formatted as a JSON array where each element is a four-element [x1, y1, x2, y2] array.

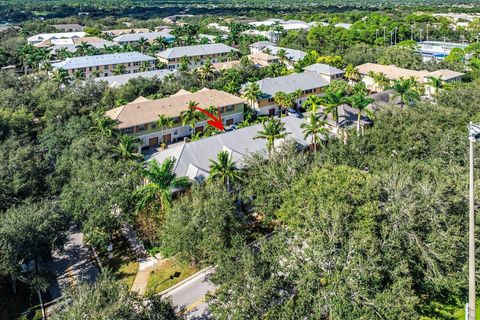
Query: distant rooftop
[[263, 45, 306, 62], [157, 43, 238, 59], [113, 31, 175, 43], [51, 24, 85, 32], [94, 69, 175, 88], [51, 52, 156, 70], [303, 63, 345, 76], [28, 31, 87, 43]]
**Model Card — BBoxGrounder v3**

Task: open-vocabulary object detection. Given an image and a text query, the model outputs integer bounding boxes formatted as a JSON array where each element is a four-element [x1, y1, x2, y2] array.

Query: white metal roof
[[51, 52, 156, 69]]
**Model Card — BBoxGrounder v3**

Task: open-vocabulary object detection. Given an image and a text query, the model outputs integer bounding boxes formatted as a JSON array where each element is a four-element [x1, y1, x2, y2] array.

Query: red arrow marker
[[194, 106, 225, 131]]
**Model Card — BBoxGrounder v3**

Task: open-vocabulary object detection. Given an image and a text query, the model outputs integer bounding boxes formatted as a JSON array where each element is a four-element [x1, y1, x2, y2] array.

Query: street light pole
[[468, 122, 480, 320]]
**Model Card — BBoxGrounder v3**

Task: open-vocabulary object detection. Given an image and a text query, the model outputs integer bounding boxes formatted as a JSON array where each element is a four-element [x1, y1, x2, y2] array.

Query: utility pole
[[411, 24, 415, 41], [426, 23, 429, 41], [468, 122, 480, 320], [383, 26, 386, 43]]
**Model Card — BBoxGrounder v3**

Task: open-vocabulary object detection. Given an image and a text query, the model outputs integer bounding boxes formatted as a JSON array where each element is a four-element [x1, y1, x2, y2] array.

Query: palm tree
[[157, 114, 174, 142], [198, 59, 216, 84], [300, 113, 329, 151], [303, 95, 323, 113], [226, 50, 239, 61], [263, 47, 272, 55], [368, 71, 390, 91], [426, 76, 443, 99], [254, 117, 288, 157], [137, 37, 149, 54], [208, 150, 242, 191], [276, 48, 287, 63], [113, 64, 126, 75], [390, 77, 421, 108], [243, 82, 262, 109], [154, 36, 168, 50], [134, 158, 190, 211], [274, 91, 295, 114], [115, 135, 143, 161], [344, 64, 360, 83], [56, 47, 71, 60], [75, 42, 92, 57], [73, 70, 85, 80], [346, 94, 375, 134], [92, 113, 117, 138], [51, 68, 68, 83], [181, 101, 202, 131], [320, 89, 347, 128]]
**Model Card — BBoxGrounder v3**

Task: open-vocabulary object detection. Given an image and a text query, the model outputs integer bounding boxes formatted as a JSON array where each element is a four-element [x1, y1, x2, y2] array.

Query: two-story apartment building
[[356, 63, 464, 96], [303, 63, 345, 83], [51, 52, 157, 78], [105, 88, 245, 149], [242, 71, 330, 115], [113, 31, 175, 45], [157, 43, 238, 70]]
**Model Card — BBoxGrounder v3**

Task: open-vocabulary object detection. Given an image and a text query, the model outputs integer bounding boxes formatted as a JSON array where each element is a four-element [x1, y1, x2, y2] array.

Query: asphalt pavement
[[162, 267, 216, 319], [45, 228, 100, 313]]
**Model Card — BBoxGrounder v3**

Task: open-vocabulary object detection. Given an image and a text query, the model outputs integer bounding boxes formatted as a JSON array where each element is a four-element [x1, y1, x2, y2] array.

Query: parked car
[[286, 108, 303, 118], [225, 124, 238, 132]]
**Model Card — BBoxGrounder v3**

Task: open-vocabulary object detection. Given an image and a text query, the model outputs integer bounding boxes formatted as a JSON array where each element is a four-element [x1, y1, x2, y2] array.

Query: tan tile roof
[[106, 28, 150, 36], [248, 52, 279, 61], [356, 63, 429, 81], [73, 37, 110, 44], [105, 88, 245, 129], [212, 60, 241, 71], [427, 69, 465, 80]]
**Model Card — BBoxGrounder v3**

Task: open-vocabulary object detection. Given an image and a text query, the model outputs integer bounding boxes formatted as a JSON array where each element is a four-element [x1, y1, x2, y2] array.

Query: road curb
[[159, 265, 215, 297]]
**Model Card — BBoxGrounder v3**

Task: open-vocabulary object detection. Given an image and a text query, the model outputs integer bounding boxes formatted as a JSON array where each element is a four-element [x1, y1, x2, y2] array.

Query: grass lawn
[[0, 280, 42, 320], [100, 234, 139, 289], [455, 300, 480, 319], [146, 259, 198, 295]]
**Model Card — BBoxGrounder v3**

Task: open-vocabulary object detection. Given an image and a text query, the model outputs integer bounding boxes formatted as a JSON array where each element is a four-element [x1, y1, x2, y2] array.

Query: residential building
[[303, 63, 345, 83], [105, 88, 245, 149], [155, 26, 174, 33], [242, 71, 330, 115], [27, 31, 87, 45], [0, 25, 21, 34], [51, 24, 85, 32], [356, 63, 464, 96], [151, 115, 308, 180], [51, 52, 157, 78], [248, 52, 280, 67], [36, 36, 115, 54], [241, 30, 280, 43], [113, 31, 175, 44], [207, 23, 230, 33], [157, 43, 238, 70], [94, 69, 175, 88], [104, 28, 150, 36], [249, 42, 306, 65]]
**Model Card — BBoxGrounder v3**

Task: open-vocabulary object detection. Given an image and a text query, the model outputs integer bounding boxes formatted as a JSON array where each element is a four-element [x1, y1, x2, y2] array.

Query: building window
[[104, 73, 108, 77], [226, 105, 234, 112], [122, 127, 132, 134], [174, 130, 178, 135], [137, 124, 146, 132], [89, 67, 92, 71], [268, 97, 274, 103]]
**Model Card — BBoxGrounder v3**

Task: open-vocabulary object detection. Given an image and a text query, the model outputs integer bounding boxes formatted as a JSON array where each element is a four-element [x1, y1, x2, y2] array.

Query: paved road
[[45, 228, 100, 311], [163, 268, 216, 319]]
